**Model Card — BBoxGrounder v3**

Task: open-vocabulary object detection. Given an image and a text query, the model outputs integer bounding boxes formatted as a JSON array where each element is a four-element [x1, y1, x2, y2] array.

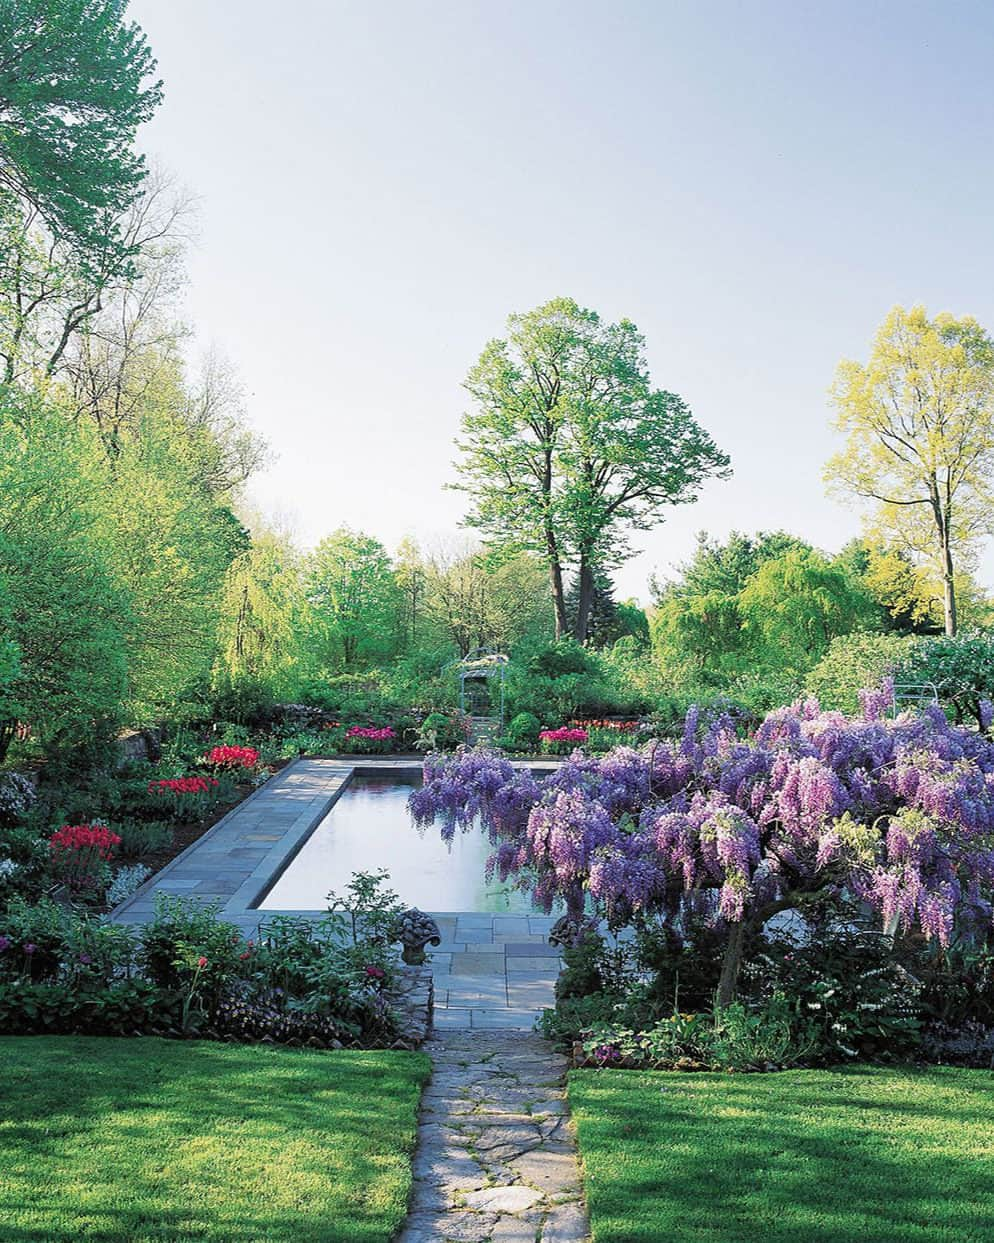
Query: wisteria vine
[[409, 683, 994, 954]]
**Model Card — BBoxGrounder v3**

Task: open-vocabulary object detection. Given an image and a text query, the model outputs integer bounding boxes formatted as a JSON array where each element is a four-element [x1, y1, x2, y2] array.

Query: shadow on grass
[[569, 1066, 994, 1243], [0, 1036, 431, 1243]]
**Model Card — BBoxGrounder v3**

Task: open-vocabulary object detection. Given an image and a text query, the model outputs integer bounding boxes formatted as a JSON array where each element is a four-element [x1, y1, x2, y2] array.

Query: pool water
[[258, 771, 539, 913]]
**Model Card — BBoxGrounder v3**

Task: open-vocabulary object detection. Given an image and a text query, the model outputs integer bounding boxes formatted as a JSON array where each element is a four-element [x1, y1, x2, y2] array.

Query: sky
[[129, 0, 994, 602]]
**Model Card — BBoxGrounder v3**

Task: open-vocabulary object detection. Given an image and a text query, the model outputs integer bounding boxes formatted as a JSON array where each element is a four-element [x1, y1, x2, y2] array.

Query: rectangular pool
[[258, 770, 539, 913]]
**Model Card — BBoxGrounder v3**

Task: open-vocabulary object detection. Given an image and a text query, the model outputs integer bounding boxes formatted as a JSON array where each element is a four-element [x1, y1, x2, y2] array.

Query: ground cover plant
[[0, 1035, 429, 1243], [0, 885, 401, 1044], [568, 1067, 994, 1243]]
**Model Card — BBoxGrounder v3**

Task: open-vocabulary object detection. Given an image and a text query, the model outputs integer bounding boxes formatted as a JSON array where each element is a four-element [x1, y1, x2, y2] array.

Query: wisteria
[[410, 686, 994, 990]]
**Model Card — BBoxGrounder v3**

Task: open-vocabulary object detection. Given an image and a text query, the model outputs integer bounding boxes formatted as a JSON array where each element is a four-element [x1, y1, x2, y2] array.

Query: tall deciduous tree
[[454, 297, 730, 642], [825, 306, 994, 636], [306, 529, 400, 670], [0, 0, 161, 265]]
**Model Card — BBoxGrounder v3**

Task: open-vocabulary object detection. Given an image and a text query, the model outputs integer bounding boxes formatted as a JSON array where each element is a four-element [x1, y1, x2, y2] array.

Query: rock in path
[[396, 1031, 590, 1243]]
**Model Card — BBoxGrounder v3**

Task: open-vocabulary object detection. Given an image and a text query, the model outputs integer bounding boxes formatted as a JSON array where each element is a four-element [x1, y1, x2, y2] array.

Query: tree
[[738, 548, 877, 672], [219, 527, 306, 693], [650, 530, 813, 683], [306, 529, 400, 669], [412, 694, 994, 1006], [455, 297, 730, 641], [0, 0, 162, 265], [0, 396, 129, 754], [826, 306, 994, 637], [420, 539, 550, 657]]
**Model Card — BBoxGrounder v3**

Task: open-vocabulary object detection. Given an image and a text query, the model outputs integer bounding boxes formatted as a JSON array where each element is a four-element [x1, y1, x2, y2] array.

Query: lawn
[[0, 1036, 430, 1243], [569, 1066, 994, 1243]]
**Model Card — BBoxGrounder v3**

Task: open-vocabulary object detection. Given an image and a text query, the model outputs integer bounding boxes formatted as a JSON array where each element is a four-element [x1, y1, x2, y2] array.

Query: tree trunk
[[942, 533, 957, 637], [545, 525, 568, 639], [717, 920, 746, 1008], [573, 557, 596, 643]]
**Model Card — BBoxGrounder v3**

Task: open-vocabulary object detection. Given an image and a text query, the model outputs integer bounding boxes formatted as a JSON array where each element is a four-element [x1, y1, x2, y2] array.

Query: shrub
[[114, 819, 173, 860], [580, 996, 816, 1071], [413, 712, 469, 752], [805, 633, 914, 714], [0, 772, 36, 825], [106, 863, 152, 907], [138, 895, 247, 1003], [896, 632, 994, 727], [500, 712, 541, 752]]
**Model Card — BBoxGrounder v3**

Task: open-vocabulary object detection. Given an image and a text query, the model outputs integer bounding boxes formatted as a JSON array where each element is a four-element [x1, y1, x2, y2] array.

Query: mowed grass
[[0, 1036, 430, 1243], [569, 1066, 994, 1243]]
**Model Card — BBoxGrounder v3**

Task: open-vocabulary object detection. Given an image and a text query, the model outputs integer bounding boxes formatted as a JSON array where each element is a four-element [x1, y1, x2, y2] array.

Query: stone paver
[[397, 1032, 589, 1243]]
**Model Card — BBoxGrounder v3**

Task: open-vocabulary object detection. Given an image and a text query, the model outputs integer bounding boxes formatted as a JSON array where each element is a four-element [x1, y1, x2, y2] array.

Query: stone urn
[[392, 908, 442, 965]]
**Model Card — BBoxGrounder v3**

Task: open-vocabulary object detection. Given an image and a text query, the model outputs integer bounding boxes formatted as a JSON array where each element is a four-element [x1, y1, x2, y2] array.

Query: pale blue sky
[[130, 0, 994, 600]]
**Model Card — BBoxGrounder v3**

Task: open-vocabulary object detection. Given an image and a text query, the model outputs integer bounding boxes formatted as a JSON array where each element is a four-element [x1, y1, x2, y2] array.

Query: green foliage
[[738, 547, 878, 672], [805, 632, 915, 714], [581, 996, 813, 1071], [500, 711, 541, 752], [306, 528, 401, 669], [896, 631, 994, 726], [114, 819, 173, 860], [0, 0, 162, 264], [455, 296, 729, 640]]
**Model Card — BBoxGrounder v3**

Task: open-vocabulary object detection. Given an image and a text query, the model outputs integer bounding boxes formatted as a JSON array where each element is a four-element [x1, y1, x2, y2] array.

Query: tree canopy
[[455, 297, 730, 642], [0, 0, 161, 265], [826, 305, 994, 636]]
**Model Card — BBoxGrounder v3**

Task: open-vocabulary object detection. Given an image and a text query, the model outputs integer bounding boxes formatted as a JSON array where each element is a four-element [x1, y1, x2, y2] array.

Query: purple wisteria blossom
[[410, 693, 994, 950]]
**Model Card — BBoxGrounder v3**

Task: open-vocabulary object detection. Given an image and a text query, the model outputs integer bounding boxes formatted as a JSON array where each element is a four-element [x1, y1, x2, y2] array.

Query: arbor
[[826, 306, 994, 636], [0, 0, 161, 264], [455, 297, 729, 641]]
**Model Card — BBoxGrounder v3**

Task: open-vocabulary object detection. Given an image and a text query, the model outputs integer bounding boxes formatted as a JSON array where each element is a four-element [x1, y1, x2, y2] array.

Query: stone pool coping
[[110, 757, 563, 1029]]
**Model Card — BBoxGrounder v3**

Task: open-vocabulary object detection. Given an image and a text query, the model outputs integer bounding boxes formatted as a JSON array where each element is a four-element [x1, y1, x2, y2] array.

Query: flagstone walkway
[[397, 1031, 590, 1243]]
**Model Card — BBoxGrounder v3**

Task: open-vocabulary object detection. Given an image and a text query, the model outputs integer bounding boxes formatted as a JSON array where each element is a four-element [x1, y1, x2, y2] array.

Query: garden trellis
[[449, 648, 509, 730]]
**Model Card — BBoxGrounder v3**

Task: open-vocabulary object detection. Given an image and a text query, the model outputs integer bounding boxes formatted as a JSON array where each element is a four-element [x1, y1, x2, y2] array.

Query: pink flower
[[197, 956, 208, 968]]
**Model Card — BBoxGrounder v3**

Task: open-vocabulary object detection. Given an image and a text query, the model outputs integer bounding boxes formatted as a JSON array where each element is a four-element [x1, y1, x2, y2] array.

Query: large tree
[[454, 297, 730, 642], [306, 529, 400, 670], [0, 0, 161, 265], [825, 305, 994, 636]]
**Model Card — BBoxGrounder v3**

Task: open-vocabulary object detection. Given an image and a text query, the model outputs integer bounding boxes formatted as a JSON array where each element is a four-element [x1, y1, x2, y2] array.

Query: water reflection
[[259, 772, 538, 913]]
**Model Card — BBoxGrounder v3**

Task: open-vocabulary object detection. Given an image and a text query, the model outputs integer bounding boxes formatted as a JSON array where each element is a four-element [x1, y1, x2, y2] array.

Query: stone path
[[398, 1032, 590, 1243], [430, 915, 562, 1031]]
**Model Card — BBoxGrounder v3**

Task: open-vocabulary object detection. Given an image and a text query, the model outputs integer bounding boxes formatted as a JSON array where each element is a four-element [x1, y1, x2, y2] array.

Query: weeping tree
[[454, 297, 730, 642], [411, 691, 994, 1006]]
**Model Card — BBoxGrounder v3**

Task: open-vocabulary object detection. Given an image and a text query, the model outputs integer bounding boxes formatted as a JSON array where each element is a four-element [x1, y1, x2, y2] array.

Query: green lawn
[[569, 1066, 994, 1243], [0, 1036, 430, 1243]]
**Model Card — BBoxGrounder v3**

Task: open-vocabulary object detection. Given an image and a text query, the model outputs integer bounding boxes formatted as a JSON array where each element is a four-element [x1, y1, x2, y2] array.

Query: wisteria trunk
[[717, 920, 747, 1008]]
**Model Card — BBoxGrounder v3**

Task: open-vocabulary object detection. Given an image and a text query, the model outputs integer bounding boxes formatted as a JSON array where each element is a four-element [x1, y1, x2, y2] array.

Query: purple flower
[[0, 935, 9, 952], [23, 942, 36, 956], [78, 952, 92, 965]]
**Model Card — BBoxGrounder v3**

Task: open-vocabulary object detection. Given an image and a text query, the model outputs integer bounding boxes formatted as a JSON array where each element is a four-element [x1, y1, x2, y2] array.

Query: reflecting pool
[[258, 770, 540, 913]]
